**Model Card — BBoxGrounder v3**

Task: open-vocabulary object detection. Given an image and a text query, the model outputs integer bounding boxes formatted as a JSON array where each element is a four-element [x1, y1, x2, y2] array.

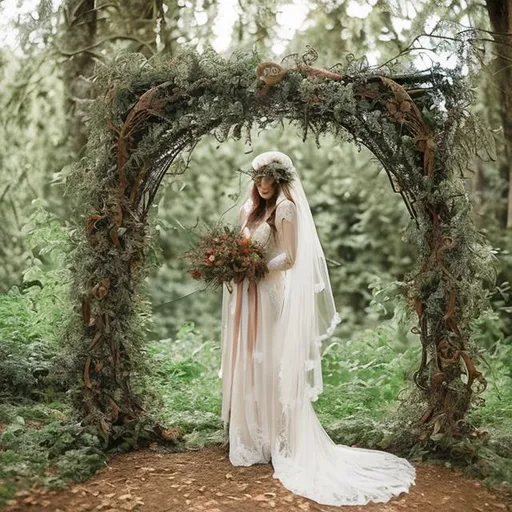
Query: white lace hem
[[272, 446, 416, 506], [314, 312, 342, 348]]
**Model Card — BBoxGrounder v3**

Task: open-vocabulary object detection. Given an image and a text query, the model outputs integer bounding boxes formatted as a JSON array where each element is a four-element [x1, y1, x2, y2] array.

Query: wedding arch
[[68, 48, 493, 446]]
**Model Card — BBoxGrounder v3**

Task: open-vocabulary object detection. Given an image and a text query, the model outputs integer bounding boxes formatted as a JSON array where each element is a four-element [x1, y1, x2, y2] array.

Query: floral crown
[[249, 161, 295, 184]]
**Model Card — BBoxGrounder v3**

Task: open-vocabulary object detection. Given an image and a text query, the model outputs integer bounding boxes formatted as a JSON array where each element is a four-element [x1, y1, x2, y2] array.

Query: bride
[[219, 151, 415, 506]]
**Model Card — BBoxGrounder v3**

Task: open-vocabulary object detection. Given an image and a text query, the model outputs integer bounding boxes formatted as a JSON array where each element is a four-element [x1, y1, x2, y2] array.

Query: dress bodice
[[240, 195, 294, 264], [243, 221, 281, 262]]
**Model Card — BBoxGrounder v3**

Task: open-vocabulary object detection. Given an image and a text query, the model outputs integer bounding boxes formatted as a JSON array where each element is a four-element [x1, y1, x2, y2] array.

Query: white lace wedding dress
[[219, 178, 415, 506]]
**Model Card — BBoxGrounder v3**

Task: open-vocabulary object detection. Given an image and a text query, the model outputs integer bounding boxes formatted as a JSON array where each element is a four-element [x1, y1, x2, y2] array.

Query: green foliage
[[316, 325, 419, 426], [470, 338, 512, 432], [462, 361, 512, 485], [0, 33, 72, 292], [141, 322, 223, 445], [0, 402, 106, 507], [0, 205, 73, 399], [148, 137, 250, 339]]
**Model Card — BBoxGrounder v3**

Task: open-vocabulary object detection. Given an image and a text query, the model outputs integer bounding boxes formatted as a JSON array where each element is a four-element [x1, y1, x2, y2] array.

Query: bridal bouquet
[[184, 225, 268, 290]]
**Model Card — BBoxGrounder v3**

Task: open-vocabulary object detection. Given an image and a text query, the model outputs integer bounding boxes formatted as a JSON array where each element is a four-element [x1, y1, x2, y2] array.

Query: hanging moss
[[66, 47, 494, 447]]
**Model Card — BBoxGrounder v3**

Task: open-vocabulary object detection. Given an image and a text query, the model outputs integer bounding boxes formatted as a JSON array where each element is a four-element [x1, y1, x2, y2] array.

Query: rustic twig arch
[[69, 48, 494, 447]]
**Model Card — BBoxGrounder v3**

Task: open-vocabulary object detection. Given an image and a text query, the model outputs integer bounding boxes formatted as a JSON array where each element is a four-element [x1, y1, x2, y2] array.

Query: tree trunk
[[62, 0, 98, 157], [485, 0, 512, 228]]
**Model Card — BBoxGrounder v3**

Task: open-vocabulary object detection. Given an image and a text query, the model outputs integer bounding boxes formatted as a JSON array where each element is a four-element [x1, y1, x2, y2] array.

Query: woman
[[220, 151, 416, 506]]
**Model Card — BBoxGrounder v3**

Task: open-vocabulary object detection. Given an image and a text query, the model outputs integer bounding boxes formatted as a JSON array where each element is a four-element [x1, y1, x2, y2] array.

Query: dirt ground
[[3, 445, 511, 512]]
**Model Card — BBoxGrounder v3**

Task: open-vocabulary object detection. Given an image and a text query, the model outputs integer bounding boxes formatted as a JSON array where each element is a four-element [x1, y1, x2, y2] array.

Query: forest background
[[0, 0, 512, 505]]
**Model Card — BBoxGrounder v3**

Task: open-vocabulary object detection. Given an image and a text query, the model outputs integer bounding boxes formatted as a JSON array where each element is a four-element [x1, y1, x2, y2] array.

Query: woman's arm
[[267, 200, 297, 271]]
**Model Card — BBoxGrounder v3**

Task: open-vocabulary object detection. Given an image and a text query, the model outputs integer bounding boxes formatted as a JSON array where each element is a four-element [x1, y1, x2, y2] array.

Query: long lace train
[[271, 401, 416, 506]]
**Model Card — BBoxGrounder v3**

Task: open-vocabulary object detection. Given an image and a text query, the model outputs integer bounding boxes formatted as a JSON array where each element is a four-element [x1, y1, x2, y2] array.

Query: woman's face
[[255, 176, 277, 200]]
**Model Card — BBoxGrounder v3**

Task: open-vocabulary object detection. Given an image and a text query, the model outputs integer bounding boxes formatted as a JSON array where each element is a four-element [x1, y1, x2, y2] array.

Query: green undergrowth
[[145, 313, 420, 435], [142, 321, 224, 448], [464, 339, 512, 487], [0, 204, 73, 400], [0, 401, 106, 507], [316, 324, 419, 426]]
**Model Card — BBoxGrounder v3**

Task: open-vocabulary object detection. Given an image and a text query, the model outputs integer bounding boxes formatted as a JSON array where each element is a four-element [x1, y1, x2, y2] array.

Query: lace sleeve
[[268, 200, 297, 271], [275, 199, 296, 225]]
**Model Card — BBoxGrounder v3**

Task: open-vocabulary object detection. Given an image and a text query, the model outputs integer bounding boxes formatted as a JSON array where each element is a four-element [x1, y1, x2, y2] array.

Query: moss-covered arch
[[69, 49, 493, 446]]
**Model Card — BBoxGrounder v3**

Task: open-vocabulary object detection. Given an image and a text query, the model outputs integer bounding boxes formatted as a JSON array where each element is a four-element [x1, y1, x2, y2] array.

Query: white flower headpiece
[[250, 151, 296, 184]]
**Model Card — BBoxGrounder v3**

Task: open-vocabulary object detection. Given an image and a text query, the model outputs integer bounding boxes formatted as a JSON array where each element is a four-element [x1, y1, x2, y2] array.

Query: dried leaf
[[83, 357, 92, 389], [82, 299, 91, 325], [110, 202, 123, 227], [92, 278, 110, 300], [88, 331, 103, 351], [400, 100, 412, 112], [86, 214, 106, 236]]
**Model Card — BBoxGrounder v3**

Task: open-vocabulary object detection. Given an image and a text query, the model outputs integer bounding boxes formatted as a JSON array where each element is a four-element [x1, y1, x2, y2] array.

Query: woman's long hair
[[246, 182, 294, 232]]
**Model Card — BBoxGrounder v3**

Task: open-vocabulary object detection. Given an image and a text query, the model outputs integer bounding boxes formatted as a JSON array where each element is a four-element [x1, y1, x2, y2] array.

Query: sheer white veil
[[250, 151, 341, 417]]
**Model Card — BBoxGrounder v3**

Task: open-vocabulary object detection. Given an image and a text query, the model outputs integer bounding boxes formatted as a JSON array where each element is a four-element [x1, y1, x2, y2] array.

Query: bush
[[0, 205, 73, 400], [0, 403, 106, 507]]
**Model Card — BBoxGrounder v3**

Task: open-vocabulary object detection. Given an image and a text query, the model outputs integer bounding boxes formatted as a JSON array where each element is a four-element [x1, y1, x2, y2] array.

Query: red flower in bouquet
[[189, 269, 203, 280]]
